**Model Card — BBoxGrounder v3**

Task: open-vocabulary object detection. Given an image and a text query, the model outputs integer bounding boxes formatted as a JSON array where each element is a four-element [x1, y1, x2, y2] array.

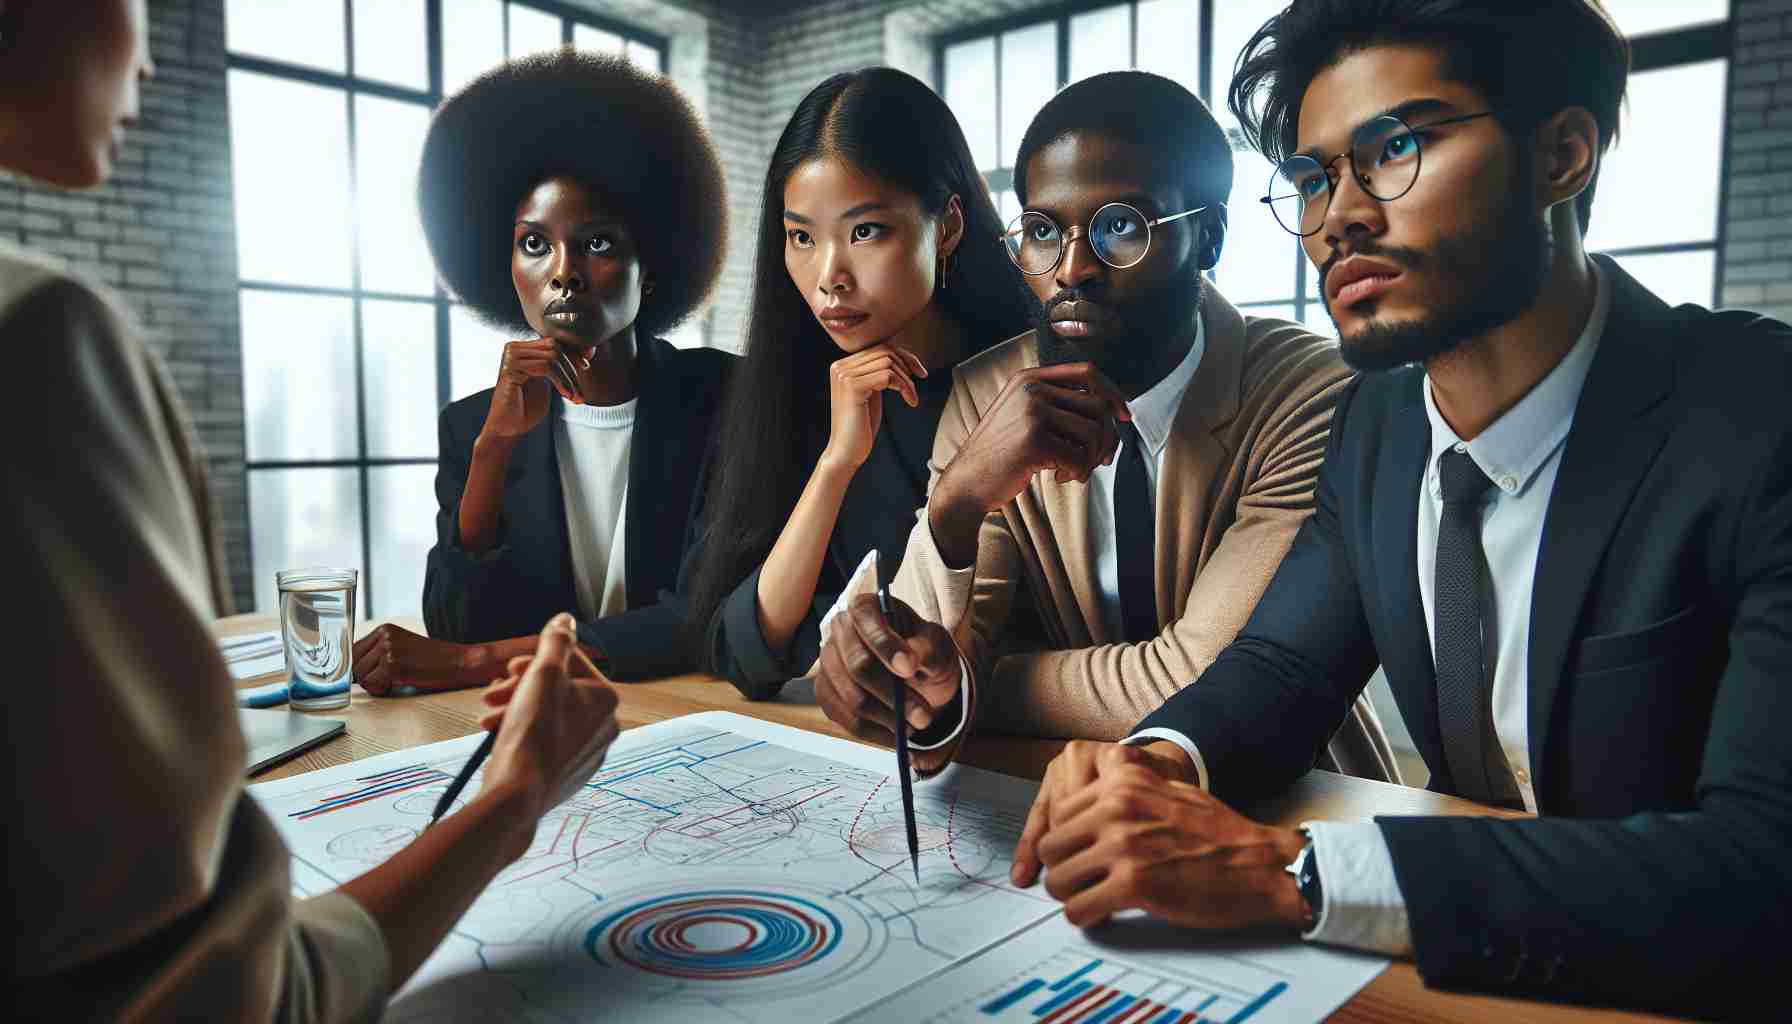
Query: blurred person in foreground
[[2, 4, 622, 1019]]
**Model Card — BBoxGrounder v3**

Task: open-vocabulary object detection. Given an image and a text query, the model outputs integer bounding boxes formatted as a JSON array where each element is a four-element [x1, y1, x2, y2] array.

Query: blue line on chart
[[1034, 979, 1093, 1015], [1224, 981, 1287, 1024], [595, 791, 678, 813], [1050, 959, 1102, 990], [1084, 994, 1136, 1024], [594, 757, 690, 787], [981, 978, 1045, 1014]]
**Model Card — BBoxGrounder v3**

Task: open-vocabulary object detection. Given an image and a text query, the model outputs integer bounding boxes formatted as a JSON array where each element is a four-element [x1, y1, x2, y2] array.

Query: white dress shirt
[[553, 395, 635, 622], [1087, 317, 1206, 638], [1127, 264, 1610, 956]]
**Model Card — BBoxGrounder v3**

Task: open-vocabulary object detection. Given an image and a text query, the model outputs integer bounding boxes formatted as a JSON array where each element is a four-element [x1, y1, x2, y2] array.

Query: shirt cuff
[[1120, 727, 1210, 791], [716, 564, 803, 698], [1298, 820, 1414, 957], [917, 515, 976, 627], [907, 654, 970, 751], [818, 549, 878, 643]]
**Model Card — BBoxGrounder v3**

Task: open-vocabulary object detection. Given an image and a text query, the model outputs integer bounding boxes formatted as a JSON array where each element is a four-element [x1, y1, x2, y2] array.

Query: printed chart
[[251, 712, 1060, 1022], [254, 711, 1386, 1022], [852, 913, 1386, 1024]]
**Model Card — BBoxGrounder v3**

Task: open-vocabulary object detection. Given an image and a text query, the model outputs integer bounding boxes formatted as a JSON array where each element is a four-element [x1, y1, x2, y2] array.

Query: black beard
[[1323, 184, 1549, 373], [1030, 271, 1203, 397]]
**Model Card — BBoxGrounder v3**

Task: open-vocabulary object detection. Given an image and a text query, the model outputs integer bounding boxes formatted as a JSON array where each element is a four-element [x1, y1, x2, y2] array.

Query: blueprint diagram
[[251, 712, 1060, 1022]]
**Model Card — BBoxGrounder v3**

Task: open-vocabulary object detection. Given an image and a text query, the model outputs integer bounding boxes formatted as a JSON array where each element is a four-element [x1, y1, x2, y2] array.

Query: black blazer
[[422, 336, 733, 680], [1137, 257, 1792, 1015], [708, 375, 951, 699]]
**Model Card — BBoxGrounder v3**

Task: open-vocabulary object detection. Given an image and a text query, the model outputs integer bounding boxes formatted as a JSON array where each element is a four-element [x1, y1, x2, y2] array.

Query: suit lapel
[[1158, 292, 1241, 619], [1527, 259, 1676, 803], [623, 337, 672, 610], [1373, 376, 1445, 781], [507, 404, 576, 608]]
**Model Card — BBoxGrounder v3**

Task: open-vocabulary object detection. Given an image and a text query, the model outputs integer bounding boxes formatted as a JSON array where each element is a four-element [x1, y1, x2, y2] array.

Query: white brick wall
[[1724, 0, 1792, 322]]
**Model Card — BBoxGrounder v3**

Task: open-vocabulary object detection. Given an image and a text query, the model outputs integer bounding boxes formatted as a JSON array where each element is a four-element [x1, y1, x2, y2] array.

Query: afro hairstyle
[[417, 50, 726, 339]]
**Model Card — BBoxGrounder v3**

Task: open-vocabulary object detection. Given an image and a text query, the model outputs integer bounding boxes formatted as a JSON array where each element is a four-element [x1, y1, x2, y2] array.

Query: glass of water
[[277, 567, 358, 711]]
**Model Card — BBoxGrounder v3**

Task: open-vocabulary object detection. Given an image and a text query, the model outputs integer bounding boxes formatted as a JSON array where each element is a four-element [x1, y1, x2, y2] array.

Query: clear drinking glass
[[277, 567, 358, 710]]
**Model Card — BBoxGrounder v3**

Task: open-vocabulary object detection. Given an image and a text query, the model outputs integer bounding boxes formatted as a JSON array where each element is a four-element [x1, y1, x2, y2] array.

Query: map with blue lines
[[251, 711, 1060, 1022]]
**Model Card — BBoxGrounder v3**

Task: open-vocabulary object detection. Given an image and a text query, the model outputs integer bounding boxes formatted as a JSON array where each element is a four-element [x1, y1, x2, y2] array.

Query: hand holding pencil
[[459, 612, 620, 822]]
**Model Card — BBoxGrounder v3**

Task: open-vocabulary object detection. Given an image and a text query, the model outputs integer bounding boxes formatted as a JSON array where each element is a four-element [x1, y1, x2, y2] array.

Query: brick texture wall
[[0, 0, 250, 611], [1724, 0, 1792, 324]]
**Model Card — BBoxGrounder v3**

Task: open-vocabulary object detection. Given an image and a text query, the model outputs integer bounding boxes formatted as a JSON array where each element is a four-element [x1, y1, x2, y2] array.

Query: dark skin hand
[[351, 624, 605, 696], [815, 592, 962, 744], [926, 361, 1131, 570], [352, 624, 486, 696], [1012, 740, 1310, 932]]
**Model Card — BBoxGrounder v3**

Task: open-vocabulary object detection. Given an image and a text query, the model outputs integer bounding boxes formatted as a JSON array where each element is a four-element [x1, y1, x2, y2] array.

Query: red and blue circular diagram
[[584, 881, 886, 997]]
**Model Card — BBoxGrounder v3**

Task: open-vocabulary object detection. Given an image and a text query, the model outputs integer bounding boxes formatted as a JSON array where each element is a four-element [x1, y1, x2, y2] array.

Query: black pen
[[427, 730, 493, 828], [427, 639, 603, 828], [877, 559, 921, 883]]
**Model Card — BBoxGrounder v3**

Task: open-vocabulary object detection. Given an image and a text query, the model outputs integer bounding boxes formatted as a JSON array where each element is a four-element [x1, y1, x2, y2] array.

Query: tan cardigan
[[2, 244, 389, 1021], [886, 289, 1397, 780]]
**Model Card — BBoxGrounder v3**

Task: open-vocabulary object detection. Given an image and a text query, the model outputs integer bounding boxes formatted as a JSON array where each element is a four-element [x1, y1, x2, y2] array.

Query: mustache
[[1039, 286, 1104, 313], [1318, 240, 1428, 298]]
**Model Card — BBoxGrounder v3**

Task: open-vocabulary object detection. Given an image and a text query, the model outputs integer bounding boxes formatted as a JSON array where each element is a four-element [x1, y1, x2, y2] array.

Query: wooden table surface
[[220, 614, 1671, 1023]]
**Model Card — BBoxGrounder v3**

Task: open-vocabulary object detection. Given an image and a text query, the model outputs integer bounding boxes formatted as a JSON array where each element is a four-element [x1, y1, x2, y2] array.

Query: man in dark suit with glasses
[[1010, 1, 1792, 1016]]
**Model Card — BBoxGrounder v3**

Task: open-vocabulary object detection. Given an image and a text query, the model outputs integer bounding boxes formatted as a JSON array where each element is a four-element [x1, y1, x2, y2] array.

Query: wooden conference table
[[219, 614, 1674, 1024]]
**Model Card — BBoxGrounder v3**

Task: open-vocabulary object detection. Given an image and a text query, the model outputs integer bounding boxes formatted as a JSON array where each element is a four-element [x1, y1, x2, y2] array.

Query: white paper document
[[250, 711, 1387, 1022], [221, 629, 285, 680], [250, 712, 1060, 1022], [849, 911, 1387, 1023]]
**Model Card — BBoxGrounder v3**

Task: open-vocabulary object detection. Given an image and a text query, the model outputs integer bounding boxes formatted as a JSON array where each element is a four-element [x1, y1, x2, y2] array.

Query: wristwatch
[[1284, 829, 1324, 927]]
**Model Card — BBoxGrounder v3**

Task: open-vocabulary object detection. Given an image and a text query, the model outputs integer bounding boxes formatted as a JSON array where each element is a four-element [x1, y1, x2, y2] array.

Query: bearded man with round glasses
[[1008, 0, 1792, 1016], [808, 71, 1398, 791]]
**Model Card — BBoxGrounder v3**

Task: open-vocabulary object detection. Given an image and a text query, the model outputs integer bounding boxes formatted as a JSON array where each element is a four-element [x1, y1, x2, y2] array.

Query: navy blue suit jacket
[[1137, 258, 1792, 1014]]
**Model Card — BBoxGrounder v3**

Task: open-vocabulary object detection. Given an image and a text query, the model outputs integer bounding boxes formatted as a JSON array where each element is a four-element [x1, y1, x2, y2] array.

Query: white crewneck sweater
[[552, 395, 636, 621]]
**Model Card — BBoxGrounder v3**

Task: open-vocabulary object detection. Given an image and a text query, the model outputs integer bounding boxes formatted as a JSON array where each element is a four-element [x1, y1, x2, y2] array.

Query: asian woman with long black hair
[[685, 68, 1034, 704]]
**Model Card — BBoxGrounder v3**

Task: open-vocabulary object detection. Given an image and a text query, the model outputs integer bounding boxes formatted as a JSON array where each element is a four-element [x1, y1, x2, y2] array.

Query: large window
[[1586, 1, 1732, 308], [937, 0, 1731, 340], [226, 0, 666, 619]]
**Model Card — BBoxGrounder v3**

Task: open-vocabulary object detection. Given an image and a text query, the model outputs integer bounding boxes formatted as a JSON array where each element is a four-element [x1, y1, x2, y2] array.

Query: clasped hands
[[1013, 740, 1312, 933]]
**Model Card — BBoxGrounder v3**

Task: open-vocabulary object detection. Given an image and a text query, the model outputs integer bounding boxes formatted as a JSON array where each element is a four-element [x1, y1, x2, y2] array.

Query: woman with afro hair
[[684, 68, 1034, 704], [352, 50, 733, 692]]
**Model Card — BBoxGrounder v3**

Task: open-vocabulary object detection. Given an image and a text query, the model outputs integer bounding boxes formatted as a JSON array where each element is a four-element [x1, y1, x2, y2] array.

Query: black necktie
[[1115, 421, 1157, 644], [1433, 447, 1500, 802]]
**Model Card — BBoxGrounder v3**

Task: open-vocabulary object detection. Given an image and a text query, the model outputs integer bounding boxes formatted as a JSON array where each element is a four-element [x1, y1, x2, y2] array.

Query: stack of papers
[[220, 630, 286, 681]]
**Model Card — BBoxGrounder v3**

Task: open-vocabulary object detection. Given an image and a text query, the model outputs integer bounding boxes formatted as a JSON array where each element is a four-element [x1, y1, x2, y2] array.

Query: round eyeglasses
[[1001, 201, 1216, 276], [1261, 111, 1496, 237]]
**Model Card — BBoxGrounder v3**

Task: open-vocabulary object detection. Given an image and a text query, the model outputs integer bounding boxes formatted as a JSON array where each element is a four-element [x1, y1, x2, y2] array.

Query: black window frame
[[935, 1, 1734, 328]]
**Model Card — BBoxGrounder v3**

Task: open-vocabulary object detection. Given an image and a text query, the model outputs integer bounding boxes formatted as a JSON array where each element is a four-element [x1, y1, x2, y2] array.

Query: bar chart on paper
[[852, 913, 1386, 1024], [971, 949, 1286, 1024]]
